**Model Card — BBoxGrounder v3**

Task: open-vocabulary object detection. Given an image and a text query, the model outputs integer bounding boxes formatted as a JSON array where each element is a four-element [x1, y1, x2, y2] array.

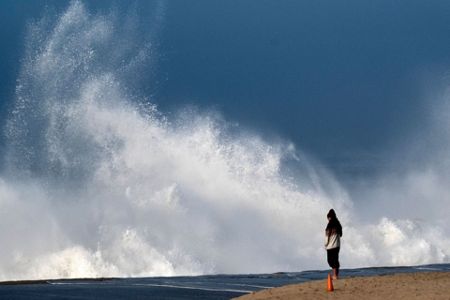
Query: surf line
[[131, 283, 253, 293], [222, 282, 275, 289], [178, 281, 274, 289]]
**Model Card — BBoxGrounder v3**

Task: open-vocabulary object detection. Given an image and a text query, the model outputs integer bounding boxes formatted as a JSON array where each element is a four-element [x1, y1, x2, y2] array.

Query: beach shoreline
[[233, 271, 450, 300], [0, 266, 449, 299]]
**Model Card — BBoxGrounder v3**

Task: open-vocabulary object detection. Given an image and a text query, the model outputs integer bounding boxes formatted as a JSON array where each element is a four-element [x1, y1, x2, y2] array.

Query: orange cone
[[327, 273, 334, 292]]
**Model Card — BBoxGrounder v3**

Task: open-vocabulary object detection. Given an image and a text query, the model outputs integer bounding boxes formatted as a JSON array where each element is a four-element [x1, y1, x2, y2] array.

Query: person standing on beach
[[325, 209, 342, 279]]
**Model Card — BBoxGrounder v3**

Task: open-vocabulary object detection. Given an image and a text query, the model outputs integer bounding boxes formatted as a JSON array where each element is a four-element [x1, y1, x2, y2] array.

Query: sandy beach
[[234, 271, 450, 300]]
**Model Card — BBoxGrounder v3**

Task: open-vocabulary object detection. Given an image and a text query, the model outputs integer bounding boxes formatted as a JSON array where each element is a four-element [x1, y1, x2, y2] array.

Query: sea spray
[[0, 1, 449, 281]]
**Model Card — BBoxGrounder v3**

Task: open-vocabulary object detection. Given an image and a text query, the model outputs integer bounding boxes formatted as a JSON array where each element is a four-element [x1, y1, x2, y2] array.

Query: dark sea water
[[1, 0, 450, 288], [1, 264, 449, 300]]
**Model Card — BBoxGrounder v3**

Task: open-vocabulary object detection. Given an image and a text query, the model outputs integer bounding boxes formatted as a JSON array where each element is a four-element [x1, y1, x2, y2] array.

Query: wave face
[[0, 1, 449, 280]]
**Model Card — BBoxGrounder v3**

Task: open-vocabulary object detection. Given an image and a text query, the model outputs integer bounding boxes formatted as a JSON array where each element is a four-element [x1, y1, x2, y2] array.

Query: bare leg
[[332, 268, 338, 280]]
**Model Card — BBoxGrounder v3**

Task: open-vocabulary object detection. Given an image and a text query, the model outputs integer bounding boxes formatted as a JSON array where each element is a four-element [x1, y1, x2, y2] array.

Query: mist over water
[[0, 1, 449, 280]]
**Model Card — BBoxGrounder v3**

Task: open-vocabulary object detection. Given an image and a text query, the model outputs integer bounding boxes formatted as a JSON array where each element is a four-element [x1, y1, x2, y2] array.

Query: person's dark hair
[[326, 209, 342, 237], [327, 209, 337, 220]]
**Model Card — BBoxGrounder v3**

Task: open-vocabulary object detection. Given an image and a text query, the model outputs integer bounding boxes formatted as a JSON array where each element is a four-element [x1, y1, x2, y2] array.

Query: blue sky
[[1, 0, 450, 180]]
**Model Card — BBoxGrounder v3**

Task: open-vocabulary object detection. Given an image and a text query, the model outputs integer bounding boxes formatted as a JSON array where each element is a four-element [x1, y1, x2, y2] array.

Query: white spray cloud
[[1, 1, 449, 280]]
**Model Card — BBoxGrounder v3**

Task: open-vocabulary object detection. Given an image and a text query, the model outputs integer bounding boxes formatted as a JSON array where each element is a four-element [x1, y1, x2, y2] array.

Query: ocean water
[[0, 0, 450, 283], [0, 264, 449, 299]]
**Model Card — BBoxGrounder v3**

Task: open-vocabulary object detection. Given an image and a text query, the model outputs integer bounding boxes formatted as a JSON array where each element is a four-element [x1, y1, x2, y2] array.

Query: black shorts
[[327, 247, 340, 269]]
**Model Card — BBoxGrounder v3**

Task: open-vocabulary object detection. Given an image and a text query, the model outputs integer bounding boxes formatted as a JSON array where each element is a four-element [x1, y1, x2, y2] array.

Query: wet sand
[[234, 271, 450, 300]]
